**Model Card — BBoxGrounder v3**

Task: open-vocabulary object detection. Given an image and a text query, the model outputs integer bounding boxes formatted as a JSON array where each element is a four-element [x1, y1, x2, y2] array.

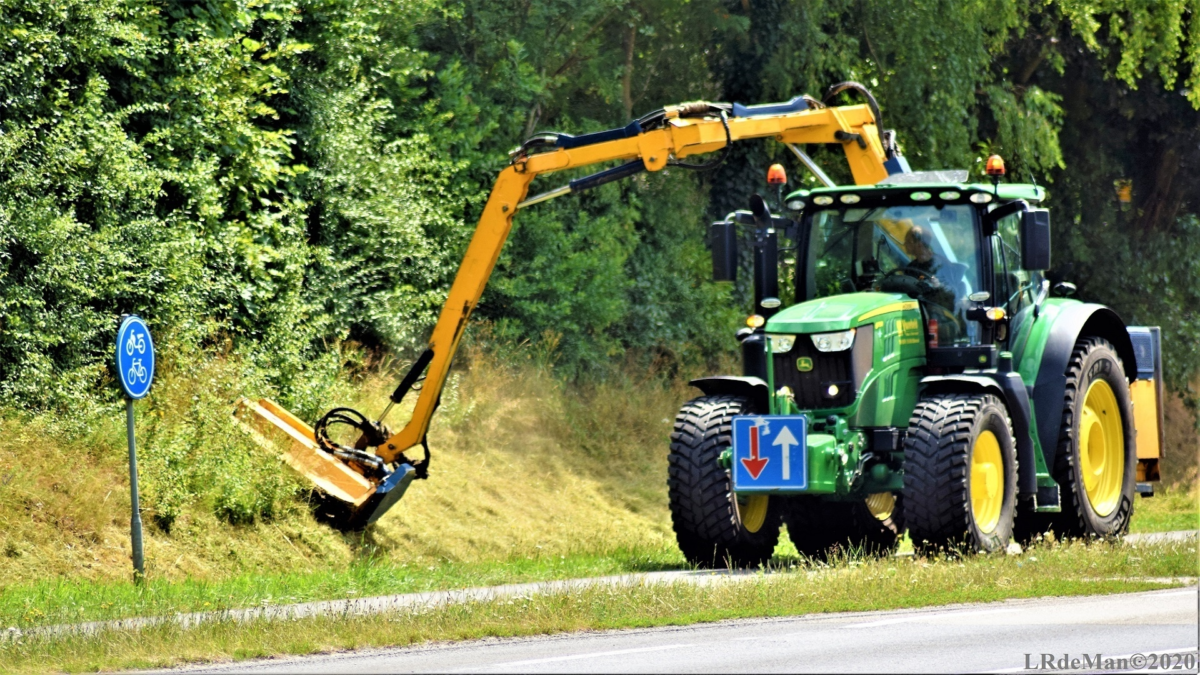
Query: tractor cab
[[781, 179, 1050, 357], [710, 175, 1051, 388]]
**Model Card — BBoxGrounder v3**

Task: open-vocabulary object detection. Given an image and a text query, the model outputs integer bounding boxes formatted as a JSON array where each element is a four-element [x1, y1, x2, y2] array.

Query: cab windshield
[[810, 204, 983, 346]]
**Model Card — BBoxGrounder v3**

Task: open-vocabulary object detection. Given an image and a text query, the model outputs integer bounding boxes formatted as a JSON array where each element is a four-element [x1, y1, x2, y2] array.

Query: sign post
[[116, 316, 155, 583]]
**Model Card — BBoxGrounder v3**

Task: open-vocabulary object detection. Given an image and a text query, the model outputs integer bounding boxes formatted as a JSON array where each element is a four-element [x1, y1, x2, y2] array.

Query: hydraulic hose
[[822, 81, 882, 131], [821, 81, 902, 160], [313, 407, 390, 476]]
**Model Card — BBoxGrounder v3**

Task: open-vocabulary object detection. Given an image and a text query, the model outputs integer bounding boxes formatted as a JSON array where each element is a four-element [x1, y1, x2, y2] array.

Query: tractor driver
[[904, 226, 940, 272], [902, 225, 965, 340], [903, 227, 956, 304]]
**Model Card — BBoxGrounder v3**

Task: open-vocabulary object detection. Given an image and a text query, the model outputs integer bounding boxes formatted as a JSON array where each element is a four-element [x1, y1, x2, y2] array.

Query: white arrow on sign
[[772, 425, 799, 480]]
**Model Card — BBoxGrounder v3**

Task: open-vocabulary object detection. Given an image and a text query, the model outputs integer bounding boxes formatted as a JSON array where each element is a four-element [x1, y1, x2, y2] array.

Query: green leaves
[[980, 84, 1065, 178], [0, 0, 1196, 415], [1056, 0, 1200, 106]]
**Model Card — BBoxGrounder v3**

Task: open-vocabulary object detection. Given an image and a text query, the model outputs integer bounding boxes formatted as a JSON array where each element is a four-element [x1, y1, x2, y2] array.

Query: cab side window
[[993, 214, 1037, 315]]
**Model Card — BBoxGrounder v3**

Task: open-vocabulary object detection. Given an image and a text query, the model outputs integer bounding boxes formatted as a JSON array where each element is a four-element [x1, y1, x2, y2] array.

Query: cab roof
[[785, 180, 1045, 205]]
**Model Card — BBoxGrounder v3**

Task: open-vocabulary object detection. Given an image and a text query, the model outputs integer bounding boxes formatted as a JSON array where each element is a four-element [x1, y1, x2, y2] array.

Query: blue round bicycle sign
[[116, 316, 155, 399]]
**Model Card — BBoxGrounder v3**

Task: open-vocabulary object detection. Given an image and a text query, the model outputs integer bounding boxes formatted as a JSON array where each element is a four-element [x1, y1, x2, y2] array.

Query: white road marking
[[842, 607, 1020, 629], [450, 643, 700, 672]]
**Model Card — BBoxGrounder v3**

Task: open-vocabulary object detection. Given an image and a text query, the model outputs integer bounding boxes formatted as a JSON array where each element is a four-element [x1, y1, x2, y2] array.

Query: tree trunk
[[622, 22, 636, 121], [1138, 145, 1183, 233]]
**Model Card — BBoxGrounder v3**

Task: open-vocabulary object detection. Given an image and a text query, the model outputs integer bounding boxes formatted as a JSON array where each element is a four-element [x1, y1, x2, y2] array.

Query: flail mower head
[[235, 398, 416, 530]]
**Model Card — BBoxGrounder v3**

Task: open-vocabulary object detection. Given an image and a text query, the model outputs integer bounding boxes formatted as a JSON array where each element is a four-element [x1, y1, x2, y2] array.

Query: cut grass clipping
[[0, 539, 1194, 673]]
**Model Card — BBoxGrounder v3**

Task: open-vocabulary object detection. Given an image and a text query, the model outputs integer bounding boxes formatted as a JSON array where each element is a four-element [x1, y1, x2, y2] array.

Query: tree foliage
[[0, 0, 1196, 410]]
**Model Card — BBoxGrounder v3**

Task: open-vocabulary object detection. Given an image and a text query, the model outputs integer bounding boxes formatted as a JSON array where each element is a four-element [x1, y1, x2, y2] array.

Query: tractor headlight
[[769, 335, 795, 354], [811, 328, 856, 352]]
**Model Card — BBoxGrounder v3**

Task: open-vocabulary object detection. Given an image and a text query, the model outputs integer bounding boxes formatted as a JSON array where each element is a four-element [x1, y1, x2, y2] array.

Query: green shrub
[[0, 0, 1195, 415]]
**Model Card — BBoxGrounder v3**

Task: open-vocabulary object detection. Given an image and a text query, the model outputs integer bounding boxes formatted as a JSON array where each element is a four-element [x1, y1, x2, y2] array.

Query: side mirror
[[1020, 209, 1051, 270], [711, 221, 737, 282]]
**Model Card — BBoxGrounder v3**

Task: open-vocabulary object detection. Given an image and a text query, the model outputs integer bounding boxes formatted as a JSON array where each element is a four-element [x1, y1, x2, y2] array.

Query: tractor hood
[[766, 292, 916, 334]]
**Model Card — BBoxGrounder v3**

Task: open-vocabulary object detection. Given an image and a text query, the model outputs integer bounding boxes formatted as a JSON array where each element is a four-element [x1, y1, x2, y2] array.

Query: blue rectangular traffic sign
[[731, 416, 807, 492]]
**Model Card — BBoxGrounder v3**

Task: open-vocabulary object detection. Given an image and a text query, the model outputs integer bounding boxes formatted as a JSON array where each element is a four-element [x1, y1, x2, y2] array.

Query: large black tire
[[1050, 337, 1137, 538], [900, 393, 1018, 553], [784, 494, 900, 560], [667, 395, 782, 567]]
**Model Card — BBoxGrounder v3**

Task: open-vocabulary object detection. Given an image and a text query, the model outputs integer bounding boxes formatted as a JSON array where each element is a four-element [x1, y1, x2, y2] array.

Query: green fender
[[1012, 299, 1137, 470], [688, 375, 770, 411]]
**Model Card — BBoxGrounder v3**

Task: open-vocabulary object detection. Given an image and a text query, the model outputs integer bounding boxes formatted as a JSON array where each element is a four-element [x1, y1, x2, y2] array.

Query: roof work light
[[985, 154, 1006, 177]]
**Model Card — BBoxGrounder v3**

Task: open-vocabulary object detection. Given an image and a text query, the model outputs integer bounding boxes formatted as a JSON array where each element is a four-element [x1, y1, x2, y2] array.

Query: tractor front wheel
[[1052, 337, 1136, 538], [667, 395, 782, 568], [900, 393, 1017, 553]]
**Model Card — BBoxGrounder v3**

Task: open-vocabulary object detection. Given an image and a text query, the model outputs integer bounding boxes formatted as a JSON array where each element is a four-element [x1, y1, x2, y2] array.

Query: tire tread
[[668, 395, 780, 567]]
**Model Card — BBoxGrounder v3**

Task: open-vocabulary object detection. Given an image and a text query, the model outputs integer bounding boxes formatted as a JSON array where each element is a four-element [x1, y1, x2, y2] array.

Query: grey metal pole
[[126, 399, 145, 583]]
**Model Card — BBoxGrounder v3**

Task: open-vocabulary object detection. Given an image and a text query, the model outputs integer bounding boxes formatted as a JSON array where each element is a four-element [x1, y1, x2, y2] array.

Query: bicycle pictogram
[[127, 358, 147, 385]]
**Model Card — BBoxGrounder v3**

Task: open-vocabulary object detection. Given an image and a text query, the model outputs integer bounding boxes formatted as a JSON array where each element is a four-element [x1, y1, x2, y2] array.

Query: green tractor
[[669, 164, 1165, 564]]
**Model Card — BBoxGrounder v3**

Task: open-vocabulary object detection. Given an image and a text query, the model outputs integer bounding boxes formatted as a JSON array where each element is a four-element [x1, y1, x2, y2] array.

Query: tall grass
[[0, 334, 706, 588], [321, 338, 709, 564]]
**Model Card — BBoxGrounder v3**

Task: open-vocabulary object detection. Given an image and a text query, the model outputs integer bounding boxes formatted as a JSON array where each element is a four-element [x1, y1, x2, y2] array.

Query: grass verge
[[0, 340, 1193, 633], [1, 539, 1194, 674], [0, 340, 696, 588], [0, 546, 682, 630], [1128, 483, 1200, 533]]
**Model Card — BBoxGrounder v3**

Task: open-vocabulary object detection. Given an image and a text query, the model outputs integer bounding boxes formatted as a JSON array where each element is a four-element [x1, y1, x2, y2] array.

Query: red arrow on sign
[[741, 424, 769, 479]]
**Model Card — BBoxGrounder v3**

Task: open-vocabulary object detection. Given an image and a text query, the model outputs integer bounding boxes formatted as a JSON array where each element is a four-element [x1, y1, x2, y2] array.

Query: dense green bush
[[2, 0, 1195, 405], [0, 0, 316, 410]]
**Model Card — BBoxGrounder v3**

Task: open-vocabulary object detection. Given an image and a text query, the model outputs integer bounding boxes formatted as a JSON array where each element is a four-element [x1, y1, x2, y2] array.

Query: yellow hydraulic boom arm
[[239, 87, 908, 529], [382, 102, 897, 458]]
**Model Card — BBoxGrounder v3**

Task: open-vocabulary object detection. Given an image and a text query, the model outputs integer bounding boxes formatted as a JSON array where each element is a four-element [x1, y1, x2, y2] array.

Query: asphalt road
[[169, 586, 1198, 674]]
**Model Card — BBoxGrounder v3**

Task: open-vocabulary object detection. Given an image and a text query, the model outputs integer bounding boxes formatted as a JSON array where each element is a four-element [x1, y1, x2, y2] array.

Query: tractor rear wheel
[[900, 393, 1017, 553], [1051, 337, 1136, 538], [783, 494, 900, 560], [667, 395, 782, 568]]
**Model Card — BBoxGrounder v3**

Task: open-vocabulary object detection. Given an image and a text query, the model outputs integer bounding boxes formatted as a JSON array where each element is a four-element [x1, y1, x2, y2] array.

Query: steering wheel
[[877, 265, 935, 297]]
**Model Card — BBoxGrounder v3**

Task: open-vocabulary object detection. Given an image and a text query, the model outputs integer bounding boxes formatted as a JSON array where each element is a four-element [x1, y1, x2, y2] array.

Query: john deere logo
[[796, 357, 814, 372]]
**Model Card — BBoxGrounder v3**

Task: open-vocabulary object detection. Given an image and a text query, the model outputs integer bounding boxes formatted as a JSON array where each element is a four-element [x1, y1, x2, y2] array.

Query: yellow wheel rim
[[737, 494, 769, 533], [1079, 379, 1124, 516], [865, 492, 895, 520], [970, 430, 1003, 534]]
